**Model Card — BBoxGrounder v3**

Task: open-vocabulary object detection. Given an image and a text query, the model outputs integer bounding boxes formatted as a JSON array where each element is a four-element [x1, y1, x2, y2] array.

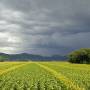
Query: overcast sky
[[0, 0, 90, 55]]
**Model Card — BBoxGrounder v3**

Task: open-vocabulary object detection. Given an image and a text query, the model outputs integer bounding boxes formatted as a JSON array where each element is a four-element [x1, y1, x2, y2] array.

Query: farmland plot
[[0, 62, 89, 90], [40, 62, 90, 90]]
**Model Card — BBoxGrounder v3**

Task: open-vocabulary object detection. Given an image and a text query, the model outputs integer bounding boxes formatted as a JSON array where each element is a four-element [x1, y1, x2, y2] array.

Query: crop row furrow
[[0, 63, 29, 76], [36, 63, 85, 90]]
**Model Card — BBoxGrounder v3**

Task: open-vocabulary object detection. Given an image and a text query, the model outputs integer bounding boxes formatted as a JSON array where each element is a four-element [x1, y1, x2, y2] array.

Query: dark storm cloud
[[0, 0, 90, 55]]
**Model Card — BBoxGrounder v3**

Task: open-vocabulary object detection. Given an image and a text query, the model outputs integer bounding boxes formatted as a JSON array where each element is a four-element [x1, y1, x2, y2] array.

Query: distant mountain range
[[0, 53, 67, 61]]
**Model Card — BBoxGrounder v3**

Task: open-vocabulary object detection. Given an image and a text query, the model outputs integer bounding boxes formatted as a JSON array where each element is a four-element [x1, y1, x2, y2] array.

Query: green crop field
[[0, 62, 90, 90]]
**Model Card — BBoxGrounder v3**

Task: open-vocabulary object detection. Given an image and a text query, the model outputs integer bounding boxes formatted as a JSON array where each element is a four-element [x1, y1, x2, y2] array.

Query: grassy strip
[[0, 62, 29, 76], [47, 62, 90, 70], [36, 63, 85, 90], [0, 62, 26, 71]]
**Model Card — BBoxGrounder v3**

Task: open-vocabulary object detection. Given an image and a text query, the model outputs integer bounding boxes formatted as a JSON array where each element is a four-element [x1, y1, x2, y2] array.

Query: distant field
[[0, 62, 90, 90]]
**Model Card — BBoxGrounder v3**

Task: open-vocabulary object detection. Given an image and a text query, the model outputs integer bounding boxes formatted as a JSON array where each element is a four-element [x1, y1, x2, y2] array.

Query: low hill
[[0, 53, 67, 61]]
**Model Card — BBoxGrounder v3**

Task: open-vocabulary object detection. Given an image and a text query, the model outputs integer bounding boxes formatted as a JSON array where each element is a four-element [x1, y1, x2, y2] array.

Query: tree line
[[68, 48, 90, 64]]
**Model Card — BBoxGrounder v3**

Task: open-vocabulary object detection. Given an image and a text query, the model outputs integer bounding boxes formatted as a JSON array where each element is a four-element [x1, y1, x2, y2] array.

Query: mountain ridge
[[0, 53, 67, 61]]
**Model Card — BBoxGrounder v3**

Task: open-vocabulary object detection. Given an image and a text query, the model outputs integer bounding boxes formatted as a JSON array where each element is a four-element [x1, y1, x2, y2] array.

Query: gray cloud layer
[[0, 0, 90, 55]]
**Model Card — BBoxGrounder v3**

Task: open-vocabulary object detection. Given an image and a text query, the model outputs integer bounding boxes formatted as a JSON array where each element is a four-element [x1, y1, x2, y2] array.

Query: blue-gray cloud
[[0, 0, 90, 55]]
